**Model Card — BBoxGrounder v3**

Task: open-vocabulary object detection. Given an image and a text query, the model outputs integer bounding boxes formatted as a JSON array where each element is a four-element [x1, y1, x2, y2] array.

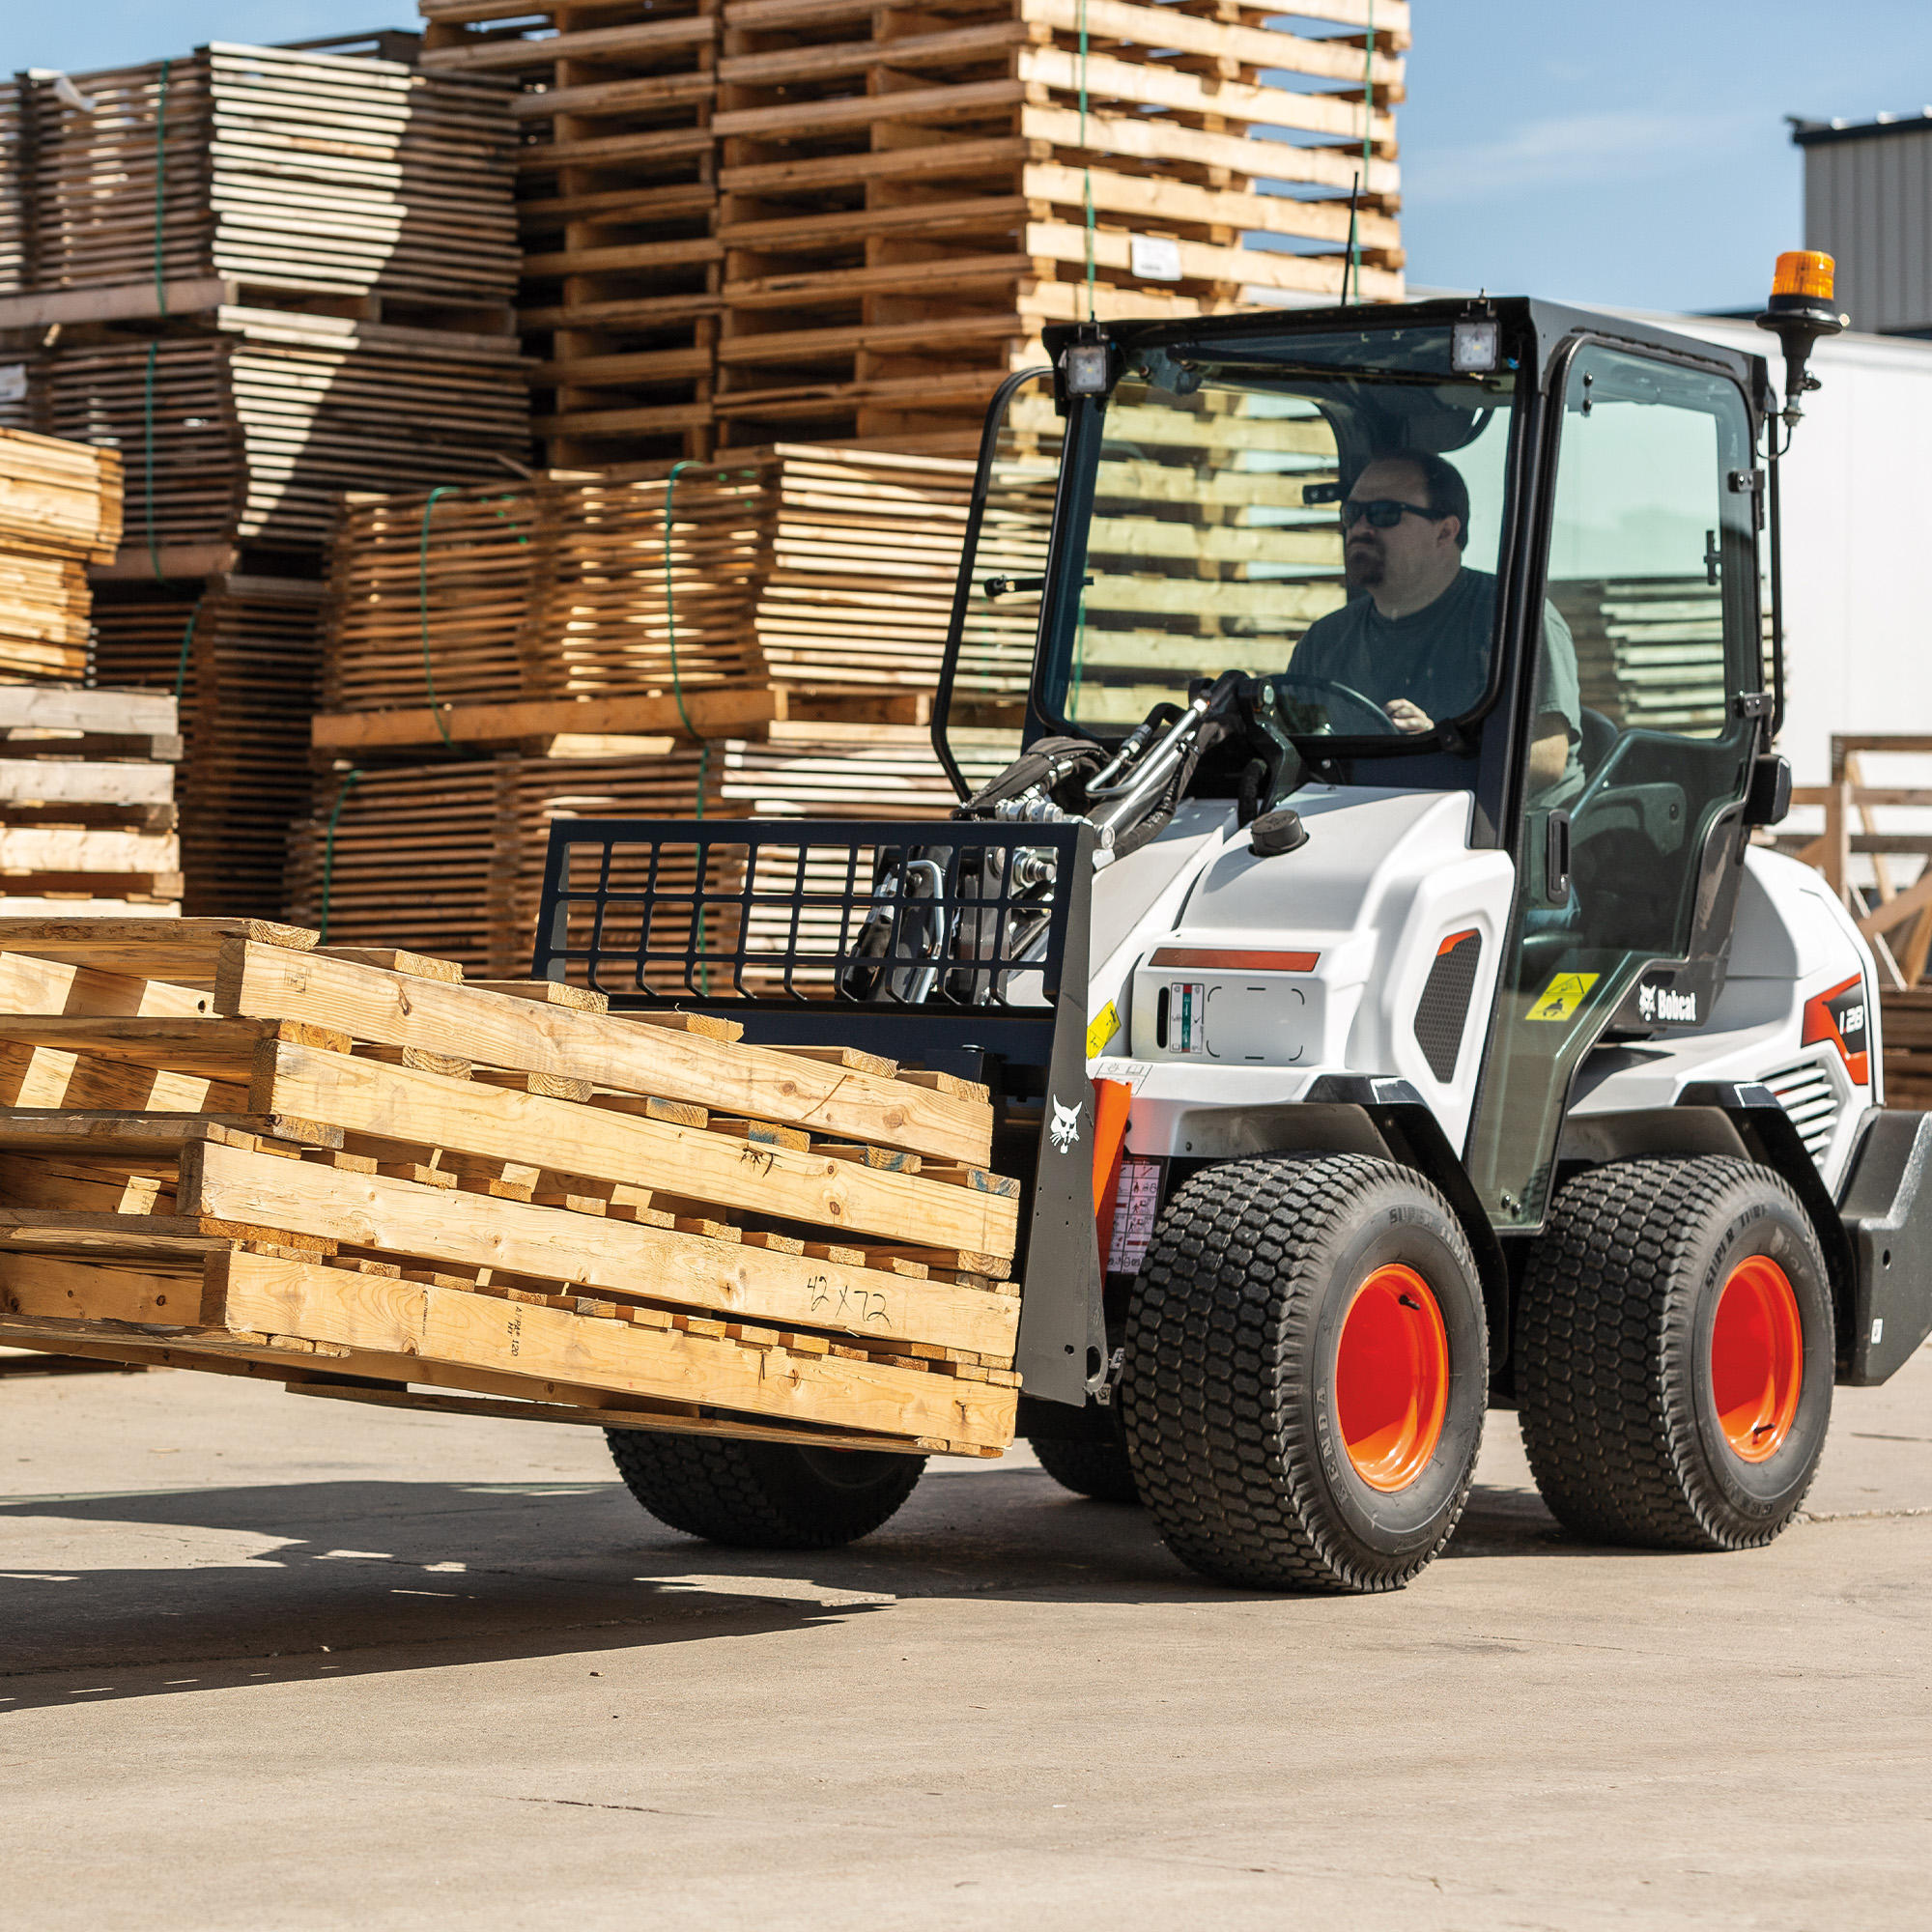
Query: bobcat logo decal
[[1049, 1095, 1084, 1153]]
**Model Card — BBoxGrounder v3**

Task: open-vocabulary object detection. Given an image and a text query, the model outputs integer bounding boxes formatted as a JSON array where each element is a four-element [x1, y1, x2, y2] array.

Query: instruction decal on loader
[[1087, 1000, 1122, 1058], [1526, 971, 1600, 1022]]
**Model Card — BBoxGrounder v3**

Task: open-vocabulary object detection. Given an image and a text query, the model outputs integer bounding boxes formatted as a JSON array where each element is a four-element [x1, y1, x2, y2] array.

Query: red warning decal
[[1802, 973, 1870, 1086]]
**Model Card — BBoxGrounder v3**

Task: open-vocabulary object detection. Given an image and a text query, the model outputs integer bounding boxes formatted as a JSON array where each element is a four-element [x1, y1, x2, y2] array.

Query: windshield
[[1039, 327, 1519, 748]]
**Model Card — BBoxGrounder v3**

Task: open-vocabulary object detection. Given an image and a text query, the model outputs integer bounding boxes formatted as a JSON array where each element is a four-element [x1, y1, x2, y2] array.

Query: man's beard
[[1345, 540, 1384, 590]]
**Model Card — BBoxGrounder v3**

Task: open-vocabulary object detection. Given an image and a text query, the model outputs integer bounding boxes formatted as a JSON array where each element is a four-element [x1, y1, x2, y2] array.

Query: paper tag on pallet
[[0, 365, 25, 404], [1130, 236, 1182, 283]]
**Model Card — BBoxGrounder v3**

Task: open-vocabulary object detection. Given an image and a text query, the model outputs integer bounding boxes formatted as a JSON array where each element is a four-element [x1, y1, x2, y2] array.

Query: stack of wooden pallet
[[0, 426, 123, 680], [421, 0, 723, 468], [711, 0, 1404, 451], [417, 0, 1406, 464], [0, 916, 1020, 1456], [0, 41, 532, 920], [0, 688, 182, 915]]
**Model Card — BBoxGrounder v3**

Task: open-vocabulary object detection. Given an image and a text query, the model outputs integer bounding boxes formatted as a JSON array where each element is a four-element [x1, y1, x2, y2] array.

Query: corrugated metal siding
[[1804, 127, 1932, 334]]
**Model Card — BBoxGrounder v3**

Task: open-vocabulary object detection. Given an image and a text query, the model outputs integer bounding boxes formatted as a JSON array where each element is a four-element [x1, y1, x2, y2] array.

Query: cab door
[[1464, 340, 1763, 1230]]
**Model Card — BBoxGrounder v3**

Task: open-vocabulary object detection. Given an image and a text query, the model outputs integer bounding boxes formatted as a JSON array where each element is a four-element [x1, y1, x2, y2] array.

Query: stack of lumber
[[1882, 991, 1932, 1105], [0, 41, 532, 919], [0, 917, 1020, 1456], [285, 747, 727, 974], [91, 576, 327, 920], [313, 444, 979, 754], [0, 80, 24, 305], [0, 688, 181, 915], [0, 427, 124, 682], [285, 724, 1017, 974], [417, 0, 1407, 464], [36, 312, 530, 559], [13, 45, 518, 319], [421, 0, 723, 467]]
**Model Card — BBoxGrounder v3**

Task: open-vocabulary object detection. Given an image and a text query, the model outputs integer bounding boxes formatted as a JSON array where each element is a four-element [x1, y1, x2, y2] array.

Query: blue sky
[[12, 2, 1930, 318]]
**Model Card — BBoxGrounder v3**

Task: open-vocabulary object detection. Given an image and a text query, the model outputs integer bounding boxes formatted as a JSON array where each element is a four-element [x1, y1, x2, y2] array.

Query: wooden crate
[[0, 916, 1020, 1454], [422, 0, 723, 467]]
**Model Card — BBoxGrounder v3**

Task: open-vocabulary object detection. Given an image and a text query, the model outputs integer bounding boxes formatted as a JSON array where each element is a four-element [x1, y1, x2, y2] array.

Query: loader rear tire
[[1030, 1434, 1141, 1504], [1121, 1153, 1488, 1593], [1515, 1157, 1833, 1550], [605, 1431, 924, 1549]]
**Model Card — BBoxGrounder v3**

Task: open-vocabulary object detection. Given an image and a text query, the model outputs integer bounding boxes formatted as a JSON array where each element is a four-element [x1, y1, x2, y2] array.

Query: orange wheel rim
[[1711, 1255, 1804, 1463], [1335, 1264, 1451, 1492]]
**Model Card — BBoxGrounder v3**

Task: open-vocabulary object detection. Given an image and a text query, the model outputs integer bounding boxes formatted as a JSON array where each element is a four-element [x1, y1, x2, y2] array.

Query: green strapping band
[[419, 484, 460, 748], [317, 768, 363, 945]]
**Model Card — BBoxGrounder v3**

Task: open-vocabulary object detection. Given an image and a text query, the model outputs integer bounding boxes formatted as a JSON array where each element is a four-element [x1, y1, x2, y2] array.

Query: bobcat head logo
[[1049, 1095, 1083, 1153]]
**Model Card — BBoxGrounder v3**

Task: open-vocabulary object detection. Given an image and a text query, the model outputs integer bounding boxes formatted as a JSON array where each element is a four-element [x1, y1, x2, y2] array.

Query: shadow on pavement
[[0, 1465, 1579, 1706]]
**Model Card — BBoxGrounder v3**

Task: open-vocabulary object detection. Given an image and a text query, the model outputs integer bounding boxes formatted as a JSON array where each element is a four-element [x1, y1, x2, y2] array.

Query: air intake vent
[[1761, 1057, 1839, 1165]]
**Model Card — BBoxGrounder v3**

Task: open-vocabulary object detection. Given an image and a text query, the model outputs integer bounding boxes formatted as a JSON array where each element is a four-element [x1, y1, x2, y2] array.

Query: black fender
[[1166, 1075, 1512, 1370], [1833, 1107, 1932, 1385]]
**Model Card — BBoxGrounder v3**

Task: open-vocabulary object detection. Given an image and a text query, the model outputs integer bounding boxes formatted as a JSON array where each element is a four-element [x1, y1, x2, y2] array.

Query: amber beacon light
[[1756, 250, 1849, 431]]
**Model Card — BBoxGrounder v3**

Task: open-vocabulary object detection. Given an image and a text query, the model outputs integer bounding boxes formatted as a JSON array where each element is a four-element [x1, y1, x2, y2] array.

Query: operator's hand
[[1386, 697, 1434, 734]]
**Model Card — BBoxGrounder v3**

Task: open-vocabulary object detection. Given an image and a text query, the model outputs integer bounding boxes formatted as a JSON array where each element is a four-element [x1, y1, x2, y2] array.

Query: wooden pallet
[[422, 0, 724, 467], [0, 917, 1020, 1453]]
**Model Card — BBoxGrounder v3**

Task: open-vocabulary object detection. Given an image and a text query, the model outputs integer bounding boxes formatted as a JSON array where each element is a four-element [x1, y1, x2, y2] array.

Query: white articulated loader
[[539, 258, 1932, 1591]]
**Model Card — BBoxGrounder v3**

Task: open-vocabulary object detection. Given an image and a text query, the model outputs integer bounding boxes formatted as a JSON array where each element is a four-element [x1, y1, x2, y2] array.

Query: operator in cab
[[1291, 452, 1584, 805]]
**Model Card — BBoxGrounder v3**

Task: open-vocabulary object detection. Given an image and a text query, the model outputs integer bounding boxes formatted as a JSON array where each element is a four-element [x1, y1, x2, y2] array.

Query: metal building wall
[[1799, 118, 1932, 335]]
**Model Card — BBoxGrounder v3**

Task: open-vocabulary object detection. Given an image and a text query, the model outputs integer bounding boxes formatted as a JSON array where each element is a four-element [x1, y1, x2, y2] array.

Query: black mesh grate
[[1413, 928, 1483, 1082], [530, 817, 1086, 1012]]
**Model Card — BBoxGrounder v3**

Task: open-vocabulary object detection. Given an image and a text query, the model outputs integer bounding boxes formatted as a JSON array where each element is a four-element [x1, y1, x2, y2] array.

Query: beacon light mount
[[1755, 250, 1849, 436]]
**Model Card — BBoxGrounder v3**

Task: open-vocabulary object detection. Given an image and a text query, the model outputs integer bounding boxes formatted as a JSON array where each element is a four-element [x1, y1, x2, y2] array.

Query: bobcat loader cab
[[538, 261, 1932, 1592]]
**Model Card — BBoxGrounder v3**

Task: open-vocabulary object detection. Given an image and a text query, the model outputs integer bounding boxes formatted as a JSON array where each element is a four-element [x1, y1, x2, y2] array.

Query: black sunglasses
[[1339, 497, 1439, 529]]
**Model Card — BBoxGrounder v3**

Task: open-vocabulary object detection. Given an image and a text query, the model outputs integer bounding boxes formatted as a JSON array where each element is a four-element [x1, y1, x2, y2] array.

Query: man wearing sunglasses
[[1291, 452, 1581, 803]]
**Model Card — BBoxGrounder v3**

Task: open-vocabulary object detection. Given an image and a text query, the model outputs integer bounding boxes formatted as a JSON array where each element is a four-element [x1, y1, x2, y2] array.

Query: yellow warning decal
[[1526, 971, 1600, 1022], [1086, 1000, 1122, 1058]]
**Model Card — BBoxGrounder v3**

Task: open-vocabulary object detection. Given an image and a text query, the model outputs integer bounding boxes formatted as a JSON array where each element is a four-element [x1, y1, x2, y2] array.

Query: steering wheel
[[1267, 674, 1398, 737]]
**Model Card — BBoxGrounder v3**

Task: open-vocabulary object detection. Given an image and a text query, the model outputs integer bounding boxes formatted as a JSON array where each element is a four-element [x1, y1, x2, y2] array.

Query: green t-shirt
[[1290, 567, 1583, 804]]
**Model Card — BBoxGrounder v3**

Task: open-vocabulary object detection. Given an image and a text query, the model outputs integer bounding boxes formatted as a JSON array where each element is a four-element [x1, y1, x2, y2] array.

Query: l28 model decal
[[1804, 973, 1870, 1085]]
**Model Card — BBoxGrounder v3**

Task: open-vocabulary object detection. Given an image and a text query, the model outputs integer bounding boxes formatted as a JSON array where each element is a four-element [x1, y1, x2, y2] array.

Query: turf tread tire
[[606, 1430, 924, 1549], [1121, 1152, 1487, 1594], [1515, 1156, 1833, 1551]]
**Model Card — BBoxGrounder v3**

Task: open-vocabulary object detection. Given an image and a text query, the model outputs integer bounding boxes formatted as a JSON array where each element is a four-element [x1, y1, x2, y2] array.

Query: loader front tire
[[1121, 1153, 1488, 1593], [1516, 1157, 1833, 1550], [606, 1431, 924, 1549]]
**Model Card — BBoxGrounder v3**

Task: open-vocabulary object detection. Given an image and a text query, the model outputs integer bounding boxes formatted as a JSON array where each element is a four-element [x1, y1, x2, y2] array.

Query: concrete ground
[[5, 1352, 1932, 1931]]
